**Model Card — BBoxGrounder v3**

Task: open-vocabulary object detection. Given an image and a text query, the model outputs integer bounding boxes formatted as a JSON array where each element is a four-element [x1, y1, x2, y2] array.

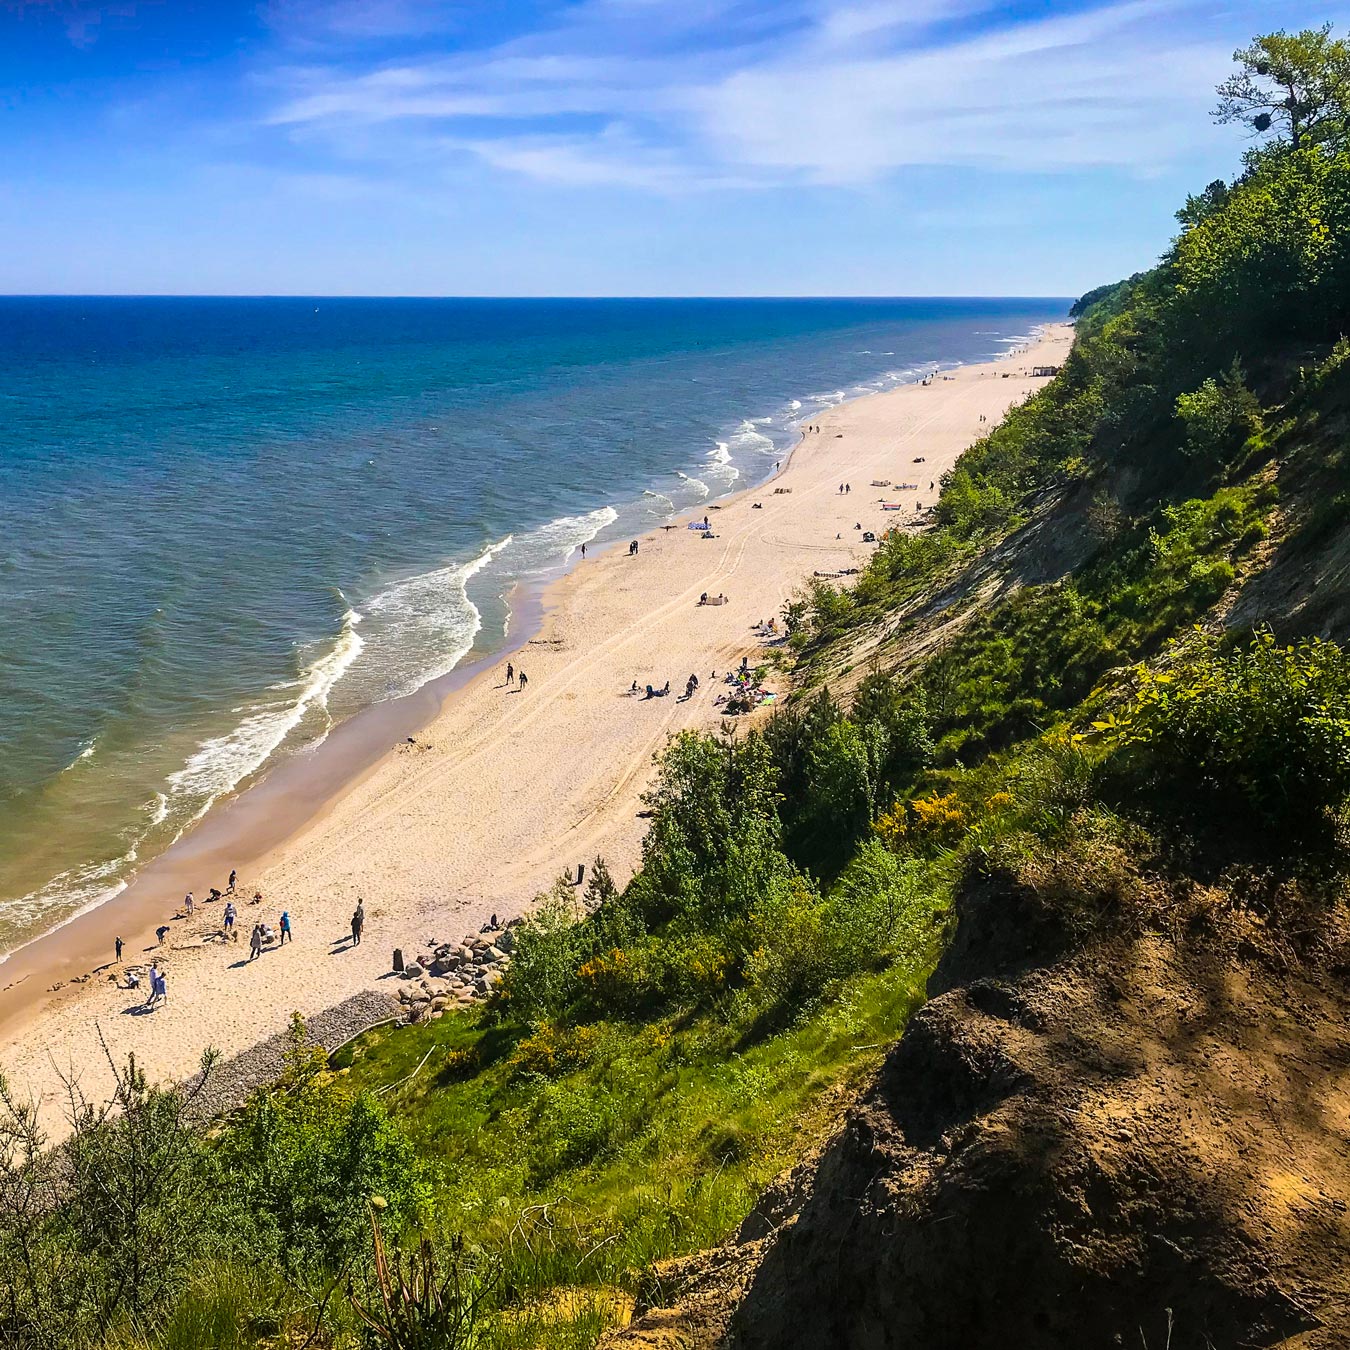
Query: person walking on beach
[[580, 542, 587, 558], [351, 902, 365, 946], [184, 891, 194, 915], [518, 670, 528, 690], [506, 662, 513, 685], [227, 869, 237, 894], [223, 901, 236, 937], [144, 962, 164, 1009], [279, 910, 292, 945], [115, 935, 124, 962], [249, 924, 263, 961]]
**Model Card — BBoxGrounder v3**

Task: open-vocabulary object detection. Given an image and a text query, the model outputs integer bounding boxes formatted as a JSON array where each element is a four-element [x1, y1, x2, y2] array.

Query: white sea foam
[[165, 604, 367, 812], [0, 862, 131, 960], [357, 539, 512, 700], [512, 506, 618, 574], [732, 430, 774, 455], [60, 737, 99, 773], [705, 440, 740, 484], [676, 471, 711, 498], [788, 399, 802, 411]]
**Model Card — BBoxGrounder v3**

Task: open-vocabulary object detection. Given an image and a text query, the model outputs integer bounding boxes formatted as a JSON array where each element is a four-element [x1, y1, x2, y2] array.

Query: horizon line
[[0, 292, 1078, 302]]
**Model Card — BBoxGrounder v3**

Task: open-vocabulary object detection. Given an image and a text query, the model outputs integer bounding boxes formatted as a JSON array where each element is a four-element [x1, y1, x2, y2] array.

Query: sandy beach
[[0, 323, 1071, 1132]]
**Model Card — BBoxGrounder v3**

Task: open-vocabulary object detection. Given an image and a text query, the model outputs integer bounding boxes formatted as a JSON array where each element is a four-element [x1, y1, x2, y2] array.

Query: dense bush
[[1175, 362, 1264, 464], [217, 1018, 428, 1275], [1095, 630, 1350, 857]]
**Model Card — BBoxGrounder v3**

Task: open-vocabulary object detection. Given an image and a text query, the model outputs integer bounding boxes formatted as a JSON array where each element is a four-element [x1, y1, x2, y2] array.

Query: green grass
[[327, 955, 931, 1338]]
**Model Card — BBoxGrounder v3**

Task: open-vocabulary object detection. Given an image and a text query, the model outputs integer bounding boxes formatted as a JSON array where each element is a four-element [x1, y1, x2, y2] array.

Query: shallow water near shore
[[0, 296, 1066, 952]]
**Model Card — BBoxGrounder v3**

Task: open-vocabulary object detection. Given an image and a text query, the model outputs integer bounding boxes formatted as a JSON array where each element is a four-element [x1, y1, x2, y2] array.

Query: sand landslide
[[607, 862, 1350, 1350]]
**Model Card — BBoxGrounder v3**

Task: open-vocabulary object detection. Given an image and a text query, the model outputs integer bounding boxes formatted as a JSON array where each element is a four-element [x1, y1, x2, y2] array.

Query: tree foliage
[[1215, 25, 1350, 152]]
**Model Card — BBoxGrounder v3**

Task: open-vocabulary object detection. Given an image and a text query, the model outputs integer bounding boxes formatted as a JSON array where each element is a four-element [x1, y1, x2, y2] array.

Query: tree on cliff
[[1215, 25, 1350, 152]]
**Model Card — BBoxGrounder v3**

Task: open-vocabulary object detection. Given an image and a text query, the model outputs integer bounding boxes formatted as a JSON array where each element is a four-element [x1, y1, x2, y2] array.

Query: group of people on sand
[[247, 911, 292, 960], [629, 671, 702, 701], [503, 662, 529, 690], [116, 866, 294, 995], [837, 482, 851, 494]]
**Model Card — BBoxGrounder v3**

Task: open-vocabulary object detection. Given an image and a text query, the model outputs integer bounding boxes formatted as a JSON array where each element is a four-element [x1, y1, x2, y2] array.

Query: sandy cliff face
[[609, 864, 1350, 1350]]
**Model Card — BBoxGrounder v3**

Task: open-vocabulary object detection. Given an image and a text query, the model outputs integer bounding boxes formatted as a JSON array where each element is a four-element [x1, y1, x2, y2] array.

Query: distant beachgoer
[[580, 542, 587, 558], [156, 924, 170, 945], [144, 963, 163, 1008], [184, 891, 194, 915], [518, 671, 528, 690], [251, 890, 263, 906], [227, 869, 237, 894], [506, 662, 514, 684], [351, 902, 365, 946], [490, 912, 499, 928], [115, 935, 124, 961], [846, 483, 851, 494], [279, 910, 292, 945], [223, 902, 236, 935], [249, 925, 263, 961], [208, 887, 222, 903]]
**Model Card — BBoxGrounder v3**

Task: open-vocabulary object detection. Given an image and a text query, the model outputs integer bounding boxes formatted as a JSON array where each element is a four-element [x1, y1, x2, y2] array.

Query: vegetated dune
[[609, 855, 1350, 1349]]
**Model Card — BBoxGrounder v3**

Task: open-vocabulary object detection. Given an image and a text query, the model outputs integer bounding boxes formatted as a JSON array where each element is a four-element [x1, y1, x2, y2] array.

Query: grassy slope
[[333, 938, 932, 1341]]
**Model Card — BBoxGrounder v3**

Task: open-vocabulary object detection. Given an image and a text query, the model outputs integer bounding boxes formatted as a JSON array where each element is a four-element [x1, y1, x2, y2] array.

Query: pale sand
[[1, 324, 1072, 1131]]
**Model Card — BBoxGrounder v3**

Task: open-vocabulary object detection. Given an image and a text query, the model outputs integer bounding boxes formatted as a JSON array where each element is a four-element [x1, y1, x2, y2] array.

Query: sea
[[0, 296, 1067, 954]]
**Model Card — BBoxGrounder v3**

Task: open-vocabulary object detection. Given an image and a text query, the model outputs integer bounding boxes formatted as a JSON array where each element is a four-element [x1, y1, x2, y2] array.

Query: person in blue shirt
[[279, 910, 292, 945]]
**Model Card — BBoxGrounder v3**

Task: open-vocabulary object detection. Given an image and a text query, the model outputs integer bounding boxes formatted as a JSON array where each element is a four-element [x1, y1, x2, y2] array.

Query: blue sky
[[0, 0, 1325, 295]]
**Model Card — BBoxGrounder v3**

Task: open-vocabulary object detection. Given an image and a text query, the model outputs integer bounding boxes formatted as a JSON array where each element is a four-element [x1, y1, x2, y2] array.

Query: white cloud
[[254, 0, 1283, 191]]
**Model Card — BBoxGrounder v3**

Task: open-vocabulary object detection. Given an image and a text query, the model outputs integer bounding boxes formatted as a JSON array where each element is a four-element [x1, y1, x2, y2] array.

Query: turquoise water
[[0, 296, 1066, 950]]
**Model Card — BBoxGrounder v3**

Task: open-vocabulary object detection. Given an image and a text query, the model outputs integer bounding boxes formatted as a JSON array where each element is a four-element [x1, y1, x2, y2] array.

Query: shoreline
[[0, 322, 1072, 1131]]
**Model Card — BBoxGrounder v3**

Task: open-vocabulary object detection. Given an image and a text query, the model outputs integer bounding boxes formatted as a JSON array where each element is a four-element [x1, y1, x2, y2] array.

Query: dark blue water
[[0, 296, 1066, 948]]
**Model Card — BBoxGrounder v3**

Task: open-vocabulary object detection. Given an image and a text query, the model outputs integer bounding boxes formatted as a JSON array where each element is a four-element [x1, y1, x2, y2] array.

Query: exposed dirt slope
[[611, 867, 1350, 1350]]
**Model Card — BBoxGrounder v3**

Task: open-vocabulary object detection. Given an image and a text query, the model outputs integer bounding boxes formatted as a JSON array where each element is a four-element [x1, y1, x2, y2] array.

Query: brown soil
[[611, 865, 1350, 1350]]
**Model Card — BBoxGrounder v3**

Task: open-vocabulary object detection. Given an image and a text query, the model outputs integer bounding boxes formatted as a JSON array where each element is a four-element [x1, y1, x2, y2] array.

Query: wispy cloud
[[253, 0, 1279, 192]]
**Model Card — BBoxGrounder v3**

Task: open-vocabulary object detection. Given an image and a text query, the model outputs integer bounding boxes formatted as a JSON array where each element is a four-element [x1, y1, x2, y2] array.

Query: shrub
[[743, 874, 837, 1013], [495, 879, 588, 1021], [1093, 629, 1350, 860], [218, 1020, 427, 1276], [1174, 361, 1263, 465]]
